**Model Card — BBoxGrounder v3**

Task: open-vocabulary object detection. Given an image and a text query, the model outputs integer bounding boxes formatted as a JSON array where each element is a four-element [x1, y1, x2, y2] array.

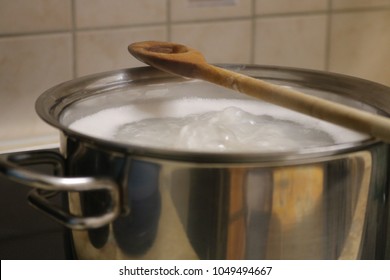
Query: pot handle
[[0, 150, 120, 230]]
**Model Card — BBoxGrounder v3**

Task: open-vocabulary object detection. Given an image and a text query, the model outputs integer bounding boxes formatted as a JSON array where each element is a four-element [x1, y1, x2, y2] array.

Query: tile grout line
[[0, 30, 72, 39], [167, 0, 172, 41], [324, 0, 333, 72], [250, 0, 256, 64], [71, 0, 77, 78]]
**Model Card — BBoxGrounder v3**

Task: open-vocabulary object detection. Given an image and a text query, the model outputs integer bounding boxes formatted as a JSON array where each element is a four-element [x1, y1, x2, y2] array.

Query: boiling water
[[68, 97, 368, 152]]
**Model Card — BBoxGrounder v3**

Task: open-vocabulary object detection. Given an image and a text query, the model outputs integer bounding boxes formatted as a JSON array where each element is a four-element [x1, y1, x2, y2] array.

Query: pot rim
[[35, 64, 390, 163]]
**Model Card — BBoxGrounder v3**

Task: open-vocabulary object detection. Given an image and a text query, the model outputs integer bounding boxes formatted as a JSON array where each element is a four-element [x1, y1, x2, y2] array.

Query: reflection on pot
[[113, 161, 161, 255]]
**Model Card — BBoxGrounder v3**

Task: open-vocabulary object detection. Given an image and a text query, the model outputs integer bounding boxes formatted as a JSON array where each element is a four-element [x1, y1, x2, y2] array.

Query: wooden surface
[[129, 41, 390, 143]]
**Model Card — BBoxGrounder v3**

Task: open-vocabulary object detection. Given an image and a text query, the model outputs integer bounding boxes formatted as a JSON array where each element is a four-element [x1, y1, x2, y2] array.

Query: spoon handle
[[196, 63, 390, 142], [129, 41, 390, 142]]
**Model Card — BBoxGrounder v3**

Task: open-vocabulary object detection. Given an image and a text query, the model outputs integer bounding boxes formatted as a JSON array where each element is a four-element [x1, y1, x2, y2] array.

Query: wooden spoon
[[129, 41, 390, 143]]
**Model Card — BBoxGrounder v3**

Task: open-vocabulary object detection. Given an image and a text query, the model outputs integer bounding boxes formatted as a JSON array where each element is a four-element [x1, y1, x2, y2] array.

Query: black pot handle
[[0, 150, 120, 230]]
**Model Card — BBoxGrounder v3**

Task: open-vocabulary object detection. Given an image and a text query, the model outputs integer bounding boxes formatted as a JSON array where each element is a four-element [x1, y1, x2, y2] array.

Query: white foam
[[68, 97, 369, 152]]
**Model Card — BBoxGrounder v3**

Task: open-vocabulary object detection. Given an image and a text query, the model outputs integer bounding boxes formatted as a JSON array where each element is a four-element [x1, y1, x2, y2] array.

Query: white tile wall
[[0, 0, 72, 34], [171, 0, 251, 21], [75, 0, 167, 28], [256, 0, 328, 14], [332, 0, 390, 9], [255, 15, 327, 69], [0, 0, 390, 151], [0, 34, 72, 147], [171, 20, 252, 63], [329, 10, 390, 85], [76, 26, 167, 76]]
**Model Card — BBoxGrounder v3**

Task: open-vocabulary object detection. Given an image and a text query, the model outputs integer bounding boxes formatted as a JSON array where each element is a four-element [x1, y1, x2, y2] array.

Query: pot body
[[63, 134, 388, 259]]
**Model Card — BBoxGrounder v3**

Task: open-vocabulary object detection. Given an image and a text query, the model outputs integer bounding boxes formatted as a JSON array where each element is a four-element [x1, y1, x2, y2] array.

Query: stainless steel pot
[[1, 65, 389, 259]]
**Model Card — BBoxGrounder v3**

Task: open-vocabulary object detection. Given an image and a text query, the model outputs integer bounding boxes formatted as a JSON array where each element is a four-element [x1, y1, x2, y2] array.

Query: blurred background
[[1, 0, 390, 152]]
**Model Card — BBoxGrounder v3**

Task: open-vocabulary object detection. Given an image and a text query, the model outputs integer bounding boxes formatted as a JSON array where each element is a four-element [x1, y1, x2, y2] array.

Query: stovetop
[[0, 149, 69, 259]]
